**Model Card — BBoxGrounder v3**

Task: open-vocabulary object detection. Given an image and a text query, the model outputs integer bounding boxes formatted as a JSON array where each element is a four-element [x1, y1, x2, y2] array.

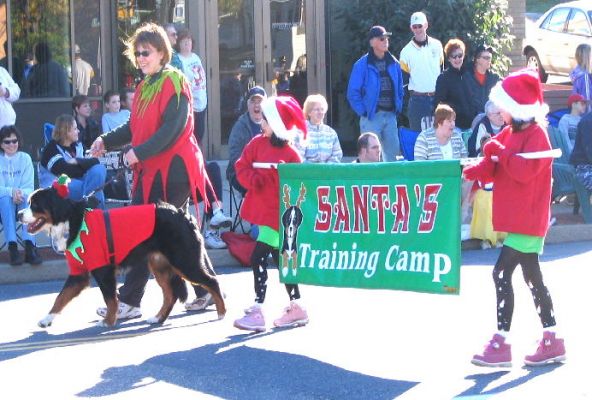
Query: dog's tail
[[171, 274, 188, 303]]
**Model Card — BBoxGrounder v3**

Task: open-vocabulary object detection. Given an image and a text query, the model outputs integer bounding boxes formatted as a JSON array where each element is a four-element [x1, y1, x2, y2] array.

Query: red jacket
[[235, 134, 302, 230], [66, 205, 156, 275], [490, 124, 552, 237]]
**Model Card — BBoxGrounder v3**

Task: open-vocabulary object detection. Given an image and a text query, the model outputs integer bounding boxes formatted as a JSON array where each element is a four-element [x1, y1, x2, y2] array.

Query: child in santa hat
[[463, 68, 566, 367], [233, 95, 308, 332]]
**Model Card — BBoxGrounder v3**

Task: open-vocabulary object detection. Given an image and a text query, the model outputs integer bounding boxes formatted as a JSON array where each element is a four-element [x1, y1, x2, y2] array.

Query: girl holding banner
[[233, 96, 309, 332], [463, 69, 566, 367]]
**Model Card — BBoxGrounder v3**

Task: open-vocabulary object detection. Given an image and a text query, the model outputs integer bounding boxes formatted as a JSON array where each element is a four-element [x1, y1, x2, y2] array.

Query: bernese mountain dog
[[20, 185, 226, 328]]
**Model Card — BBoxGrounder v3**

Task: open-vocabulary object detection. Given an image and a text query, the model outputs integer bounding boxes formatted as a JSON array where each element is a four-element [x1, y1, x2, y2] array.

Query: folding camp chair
[[229, 183, 246, 232], [398, 127, 420, 161]]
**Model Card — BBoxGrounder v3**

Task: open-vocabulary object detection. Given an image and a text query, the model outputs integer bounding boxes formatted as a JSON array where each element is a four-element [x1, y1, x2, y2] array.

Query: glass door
[[218, 0, 257, 144], [268, 0, 307, 106]]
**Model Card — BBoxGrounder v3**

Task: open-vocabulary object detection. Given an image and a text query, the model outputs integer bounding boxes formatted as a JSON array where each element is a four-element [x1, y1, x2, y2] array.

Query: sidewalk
[[2, 160, 591, 285]]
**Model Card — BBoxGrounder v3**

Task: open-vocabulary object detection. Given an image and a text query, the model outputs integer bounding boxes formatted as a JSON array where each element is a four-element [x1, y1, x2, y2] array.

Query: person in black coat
[[434, 38, 473, 130], [463, 44, 500, 118]]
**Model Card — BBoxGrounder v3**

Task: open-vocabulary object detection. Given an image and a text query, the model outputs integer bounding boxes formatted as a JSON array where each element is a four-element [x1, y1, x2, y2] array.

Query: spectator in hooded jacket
[[570, 43, 592, 112], [463, 44, 500, 117]]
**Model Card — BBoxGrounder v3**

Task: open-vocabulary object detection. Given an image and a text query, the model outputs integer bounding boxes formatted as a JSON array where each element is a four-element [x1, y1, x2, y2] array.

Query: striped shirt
[[413, 127, 467, 160], [294, 121, 343, 163]]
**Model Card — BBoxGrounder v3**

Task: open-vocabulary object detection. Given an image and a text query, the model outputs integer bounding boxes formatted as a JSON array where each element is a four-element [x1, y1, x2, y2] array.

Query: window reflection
[[116, 0, 186, 90], [73, 0, 101, 96], [11, 0, 72, 98]]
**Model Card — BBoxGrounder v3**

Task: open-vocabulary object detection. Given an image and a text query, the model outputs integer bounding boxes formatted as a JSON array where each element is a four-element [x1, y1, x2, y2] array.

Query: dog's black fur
[[21, 186, 226, 328]]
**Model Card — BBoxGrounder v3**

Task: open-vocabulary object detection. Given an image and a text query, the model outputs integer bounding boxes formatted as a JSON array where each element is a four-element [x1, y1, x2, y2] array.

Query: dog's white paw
[[146, 316, 161, 324], [38, 314, 55, 328], [95, 319, 115, 328]]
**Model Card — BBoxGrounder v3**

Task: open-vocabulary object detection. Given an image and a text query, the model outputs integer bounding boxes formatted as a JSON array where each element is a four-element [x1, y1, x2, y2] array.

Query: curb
[[0, 248, 241, 285], [2, 224, 591, 285]]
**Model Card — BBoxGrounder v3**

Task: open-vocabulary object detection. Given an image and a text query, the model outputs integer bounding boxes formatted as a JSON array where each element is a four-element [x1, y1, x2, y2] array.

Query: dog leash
[[83, 149, 132, 201]]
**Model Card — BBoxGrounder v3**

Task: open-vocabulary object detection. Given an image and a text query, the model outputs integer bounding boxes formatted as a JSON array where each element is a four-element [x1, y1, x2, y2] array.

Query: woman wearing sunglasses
[[434, 38, 473, 130], [0, 125, 42, 265], [90, 22, 212, 321]]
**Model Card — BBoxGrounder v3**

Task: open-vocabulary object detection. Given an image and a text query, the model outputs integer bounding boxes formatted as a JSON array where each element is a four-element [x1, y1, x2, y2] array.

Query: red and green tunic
[[65, 205, 156, 275], [131, 68, 208, 207]]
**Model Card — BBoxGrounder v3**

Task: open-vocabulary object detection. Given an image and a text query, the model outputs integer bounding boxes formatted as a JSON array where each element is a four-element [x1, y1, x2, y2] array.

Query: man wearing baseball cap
[[346, 25, 404, 162], [227, 86, 268, 193], [399, 11, 444, 132], [559, 93, 587, 153]]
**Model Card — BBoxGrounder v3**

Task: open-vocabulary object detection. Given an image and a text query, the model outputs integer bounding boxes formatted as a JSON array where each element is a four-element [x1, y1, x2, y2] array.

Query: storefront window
[[73, 1, 102, 96], [116, 0, 186, 90], [11, 0, 72, 98]]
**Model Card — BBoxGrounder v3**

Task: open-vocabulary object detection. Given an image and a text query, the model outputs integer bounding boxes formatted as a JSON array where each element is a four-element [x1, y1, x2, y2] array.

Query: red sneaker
[[524, 331, 566, 366], [471, 333, 512, 367]]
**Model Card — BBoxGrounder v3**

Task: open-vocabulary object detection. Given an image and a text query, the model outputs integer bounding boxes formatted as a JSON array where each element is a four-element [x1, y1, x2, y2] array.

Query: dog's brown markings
[[48, 275, 90, 315], [148, 252, 177, 323]]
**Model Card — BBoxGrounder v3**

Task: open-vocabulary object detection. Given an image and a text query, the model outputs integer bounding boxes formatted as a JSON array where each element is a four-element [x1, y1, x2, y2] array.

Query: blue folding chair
[[398, 127, 420, 161]]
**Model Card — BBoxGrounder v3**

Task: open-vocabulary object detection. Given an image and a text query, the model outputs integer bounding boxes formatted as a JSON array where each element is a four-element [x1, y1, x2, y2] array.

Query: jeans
[[360, 111, 399, 162], [407, 95, 435, 132], [0, 195, 34, 243], [67, 163, 107, 209]]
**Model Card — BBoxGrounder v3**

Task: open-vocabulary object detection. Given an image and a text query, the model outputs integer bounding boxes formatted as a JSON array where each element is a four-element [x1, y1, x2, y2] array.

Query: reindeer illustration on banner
[[280, 182, 306, 277]]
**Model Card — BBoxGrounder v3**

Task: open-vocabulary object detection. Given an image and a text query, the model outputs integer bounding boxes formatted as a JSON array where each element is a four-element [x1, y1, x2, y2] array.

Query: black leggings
[[493, 245, 556, 332], [251, 241, 300, 304]]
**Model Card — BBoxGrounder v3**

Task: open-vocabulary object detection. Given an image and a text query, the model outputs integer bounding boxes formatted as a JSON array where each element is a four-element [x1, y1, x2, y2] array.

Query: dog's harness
[[102, 210, 116, 265]]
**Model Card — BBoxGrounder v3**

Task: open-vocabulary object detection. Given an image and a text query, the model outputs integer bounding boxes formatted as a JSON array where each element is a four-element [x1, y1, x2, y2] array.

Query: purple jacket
[[570, 66, 592, 108]]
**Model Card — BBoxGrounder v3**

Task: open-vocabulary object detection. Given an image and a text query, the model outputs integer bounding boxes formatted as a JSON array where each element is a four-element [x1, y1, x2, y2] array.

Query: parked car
[[523, 1, 592, 82]]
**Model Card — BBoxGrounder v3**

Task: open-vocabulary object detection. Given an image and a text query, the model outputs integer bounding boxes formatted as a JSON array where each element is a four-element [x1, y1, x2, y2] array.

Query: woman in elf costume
[[90, 22, 213, 320], [463, 69, 566, 368]]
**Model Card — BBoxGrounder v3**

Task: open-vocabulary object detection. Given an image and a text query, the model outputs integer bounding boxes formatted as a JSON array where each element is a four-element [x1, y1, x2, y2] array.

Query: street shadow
[[455, 363, 563, 397], [79, 333, 417, 399], [0, 315, 219, 363]]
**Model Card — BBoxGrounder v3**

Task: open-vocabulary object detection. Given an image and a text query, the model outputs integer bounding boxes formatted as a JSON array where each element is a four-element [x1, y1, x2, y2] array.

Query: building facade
[[0, 0, 525, 159]]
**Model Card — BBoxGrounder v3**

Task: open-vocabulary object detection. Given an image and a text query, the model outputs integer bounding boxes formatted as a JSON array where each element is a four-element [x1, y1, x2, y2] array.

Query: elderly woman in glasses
[[0, 125, 42, 265], [434, 38, 473, 130], [464, 44, 500, 118]]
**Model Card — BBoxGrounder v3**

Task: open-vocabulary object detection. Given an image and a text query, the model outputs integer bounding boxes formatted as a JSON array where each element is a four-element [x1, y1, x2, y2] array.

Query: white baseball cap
[[410, 12, 428, 26]]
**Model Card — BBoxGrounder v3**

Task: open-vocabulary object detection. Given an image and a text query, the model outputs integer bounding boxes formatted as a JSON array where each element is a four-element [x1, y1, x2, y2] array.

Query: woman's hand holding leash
[[89, 137, 106, 157], [124, 148, 139, 166]]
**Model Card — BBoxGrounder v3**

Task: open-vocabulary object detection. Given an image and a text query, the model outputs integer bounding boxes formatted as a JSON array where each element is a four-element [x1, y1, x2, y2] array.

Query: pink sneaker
[[233, 306, 266, 332], [471, 333, 512, 367], [524, 331, 566, 366], [273, 302, 309, 328]]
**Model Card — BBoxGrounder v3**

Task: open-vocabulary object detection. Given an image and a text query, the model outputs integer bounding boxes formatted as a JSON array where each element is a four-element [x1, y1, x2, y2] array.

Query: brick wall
[[508, 0, 526, 71]]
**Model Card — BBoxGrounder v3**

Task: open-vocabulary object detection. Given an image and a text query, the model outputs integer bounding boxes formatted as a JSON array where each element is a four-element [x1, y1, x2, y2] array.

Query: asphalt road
[[1, 241, 591, 399]]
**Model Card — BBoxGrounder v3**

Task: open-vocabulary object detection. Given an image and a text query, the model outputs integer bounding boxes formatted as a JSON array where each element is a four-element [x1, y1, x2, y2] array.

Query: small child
[[119, 87, 135, 111], [101, 90, 131, 133], [233, 96, 308, 332], [558, 93, 587, 155]]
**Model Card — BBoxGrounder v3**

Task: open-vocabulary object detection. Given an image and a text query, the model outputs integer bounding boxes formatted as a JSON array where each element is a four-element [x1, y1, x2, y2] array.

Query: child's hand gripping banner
[[278, 161, 461, 295]]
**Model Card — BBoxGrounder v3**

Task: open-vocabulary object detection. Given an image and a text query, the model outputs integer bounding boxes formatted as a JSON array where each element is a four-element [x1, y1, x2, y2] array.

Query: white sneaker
[[480, 240, 492, 250], [96, 302, 142, 319], [205, 230, 227, 249], [185, 293, 214, 311], [209, 209, 233, 229]]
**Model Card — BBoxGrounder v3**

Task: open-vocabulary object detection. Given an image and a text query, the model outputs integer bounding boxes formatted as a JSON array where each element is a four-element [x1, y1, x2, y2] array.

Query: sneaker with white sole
[[524, 331, 566, 366], [185, 293, 214, 311], [209, 209, 233, 229], [234, 305, 266, 332], [205, 230, 227, 249], [96, 302, 142, 320], [471, 333, 512, 367], [273, 301, 309, 328]]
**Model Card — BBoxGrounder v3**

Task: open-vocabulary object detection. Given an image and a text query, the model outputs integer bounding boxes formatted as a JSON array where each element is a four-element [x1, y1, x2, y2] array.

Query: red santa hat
[[261, 96, 307, 141], [489, 68, 549, 121]]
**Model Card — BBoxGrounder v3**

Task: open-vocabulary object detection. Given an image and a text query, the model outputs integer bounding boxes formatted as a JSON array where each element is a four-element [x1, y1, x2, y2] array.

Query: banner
[[278, 161, 461, 295]]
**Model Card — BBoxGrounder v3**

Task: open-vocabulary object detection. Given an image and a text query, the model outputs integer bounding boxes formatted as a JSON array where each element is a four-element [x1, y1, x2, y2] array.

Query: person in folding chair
[[0, 125, 42, 265]]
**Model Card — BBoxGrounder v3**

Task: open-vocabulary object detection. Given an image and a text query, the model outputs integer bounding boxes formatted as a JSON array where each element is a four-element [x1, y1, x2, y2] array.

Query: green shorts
[[503, 232, 545, 254], [257, 225, 279, 248]]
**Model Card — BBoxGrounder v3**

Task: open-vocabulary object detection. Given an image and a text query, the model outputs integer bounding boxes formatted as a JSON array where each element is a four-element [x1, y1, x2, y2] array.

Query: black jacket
[[463, 63, 500, 117], [434, 66, 474, 129]]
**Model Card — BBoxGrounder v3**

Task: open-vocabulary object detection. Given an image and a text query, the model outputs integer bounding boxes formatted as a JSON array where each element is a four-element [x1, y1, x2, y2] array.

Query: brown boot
[[8, 242, 23, 266], [24, 240, 43, 265]]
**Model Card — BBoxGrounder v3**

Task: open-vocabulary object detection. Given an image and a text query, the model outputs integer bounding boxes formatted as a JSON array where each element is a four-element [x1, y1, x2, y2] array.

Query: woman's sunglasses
[[2, 139, 18, 145], [134, 50, 151, 58]]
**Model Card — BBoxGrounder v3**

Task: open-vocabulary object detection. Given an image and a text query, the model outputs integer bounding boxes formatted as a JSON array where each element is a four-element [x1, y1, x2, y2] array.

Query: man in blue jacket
[[347, 25, 404, 162]]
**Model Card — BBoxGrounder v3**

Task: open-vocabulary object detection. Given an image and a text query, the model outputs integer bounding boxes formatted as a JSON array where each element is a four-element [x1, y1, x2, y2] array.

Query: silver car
[[523, 0, 592, 82]]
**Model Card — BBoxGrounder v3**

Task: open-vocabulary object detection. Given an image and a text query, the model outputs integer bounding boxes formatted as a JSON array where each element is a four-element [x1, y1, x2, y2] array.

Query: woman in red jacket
[[233, 96, 307, 332], [463, 69, 566, 368]]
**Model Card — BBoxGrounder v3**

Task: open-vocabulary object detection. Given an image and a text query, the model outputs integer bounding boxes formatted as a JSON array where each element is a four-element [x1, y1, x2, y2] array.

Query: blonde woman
[[570, 43, 592, 111], [39, 114, 106, 208], [297, 94, 342, 163]]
